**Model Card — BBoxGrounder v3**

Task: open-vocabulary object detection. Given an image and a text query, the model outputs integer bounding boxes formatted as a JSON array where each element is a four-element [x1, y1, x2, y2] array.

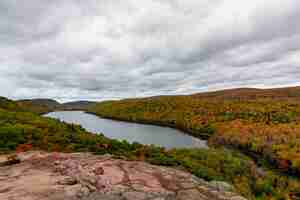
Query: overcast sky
[[1, 0, 300, 102]]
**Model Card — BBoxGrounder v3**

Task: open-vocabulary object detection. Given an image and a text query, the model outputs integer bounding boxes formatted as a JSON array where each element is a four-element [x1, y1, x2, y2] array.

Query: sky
[[0, 0, 300, 102]]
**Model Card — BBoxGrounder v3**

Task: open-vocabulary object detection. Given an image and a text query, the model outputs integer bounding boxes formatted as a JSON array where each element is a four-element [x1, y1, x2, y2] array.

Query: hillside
[[0, 97, 20, 111], [17, 98, 61, 114], [192, 86, 300, 100], [61, 101, 97, 110], [0, 96, 281, 199], [18, 98, 61, 108], [89, 86, 300, 140], [16, 99, 96, 114], [88, 86, 300, 192]]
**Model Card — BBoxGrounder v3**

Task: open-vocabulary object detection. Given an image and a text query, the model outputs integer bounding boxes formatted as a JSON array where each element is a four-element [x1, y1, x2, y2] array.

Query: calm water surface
[[45, 111, 208, 149]]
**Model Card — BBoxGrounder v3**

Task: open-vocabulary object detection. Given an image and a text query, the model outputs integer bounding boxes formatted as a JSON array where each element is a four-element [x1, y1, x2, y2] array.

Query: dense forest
[[88, 86, 300, 199], [88, 87, 300, 174], [2, 87, 300, 199]]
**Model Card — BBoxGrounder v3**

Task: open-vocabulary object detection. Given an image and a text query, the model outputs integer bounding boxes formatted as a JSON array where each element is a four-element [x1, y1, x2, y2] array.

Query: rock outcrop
[[0, 151, 247, 200]]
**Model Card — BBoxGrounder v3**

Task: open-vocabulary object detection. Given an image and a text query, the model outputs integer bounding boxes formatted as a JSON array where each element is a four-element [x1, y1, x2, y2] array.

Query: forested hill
[[0, 97, 20, 110], [16, 86, 300, 115], [16, 99, 96, 114], [88, 86, 300, 181], [17, 99, 61, 114], [89, 86, 300, 139], [60, 100, 97, 111], [191, 86, 300, 100]]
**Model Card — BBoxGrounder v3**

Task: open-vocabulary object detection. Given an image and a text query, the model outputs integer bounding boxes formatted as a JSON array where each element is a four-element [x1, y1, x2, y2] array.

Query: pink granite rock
[[0, 151, 247, 200]]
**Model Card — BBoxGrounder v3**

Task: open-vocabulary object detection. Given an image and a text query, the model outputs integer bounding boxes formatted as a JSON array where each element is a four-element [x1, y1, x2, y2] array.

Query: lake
[[45, 111, 208, 149]]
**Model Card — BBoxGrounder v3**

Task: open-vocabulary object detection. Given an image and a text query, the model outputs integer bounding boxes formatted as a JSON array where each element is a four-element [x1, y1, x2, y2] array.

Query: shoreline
[[85, 111, 212, 140]]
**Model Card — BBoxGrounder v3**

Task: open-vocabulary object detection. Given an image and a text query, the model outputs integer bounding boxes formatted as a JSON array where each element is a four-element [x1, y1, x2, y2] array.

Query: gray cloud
[[0, 0, 299, 102]]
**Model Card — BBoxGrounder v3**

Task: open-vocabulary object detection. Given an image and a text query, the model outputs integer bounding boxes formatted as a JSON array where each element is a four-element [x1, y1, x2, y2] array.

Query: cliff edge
[[0, 151, 247, 200]]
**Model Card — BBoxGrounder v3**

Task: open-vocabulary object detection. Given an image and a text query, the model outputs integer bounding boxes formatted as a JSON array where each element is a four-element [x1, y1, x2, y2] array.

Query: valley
[[2, 86, 300, 199]]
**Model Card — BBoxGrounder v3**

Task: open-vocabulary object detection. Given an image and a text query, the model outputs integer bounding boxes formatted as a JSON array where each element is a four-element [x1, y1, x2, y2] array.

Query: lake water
[[45, 111, 208, 149]]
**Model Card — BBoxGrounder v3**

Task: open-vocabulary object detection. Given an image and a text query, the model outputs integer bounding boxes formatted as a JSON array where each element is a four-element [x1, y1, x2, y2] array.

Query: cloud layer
[[0, 0, 300, 101]]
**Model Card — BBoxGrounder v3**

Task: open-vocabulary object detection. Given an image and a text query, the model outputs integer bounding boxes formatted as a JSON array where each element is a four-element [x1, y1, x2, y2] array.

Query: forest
[[87, 87, 300, 199], [2, 87, 300, 199], [88, 88, 300, 176]]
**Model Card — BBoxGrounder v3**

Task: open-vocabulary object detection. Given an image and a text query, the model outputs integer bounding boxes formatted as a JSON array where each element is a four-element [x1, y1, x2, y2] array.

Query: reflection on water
[[45, 111, 208, 149]]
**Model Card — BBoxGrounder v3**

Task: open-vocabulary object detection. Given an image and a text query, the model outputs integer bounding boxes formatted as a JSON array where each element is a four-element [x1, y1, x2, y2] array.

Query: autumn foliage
[[16, 144, 33, 153], [88, 92, 300, 199], [3, 88, 300, 199]]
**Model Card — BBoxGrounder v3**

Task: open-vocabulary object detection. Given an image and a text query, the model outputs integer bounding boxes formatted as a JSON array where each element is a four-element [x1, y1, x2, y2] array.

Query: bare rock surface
[[0, 151, 247, 200]]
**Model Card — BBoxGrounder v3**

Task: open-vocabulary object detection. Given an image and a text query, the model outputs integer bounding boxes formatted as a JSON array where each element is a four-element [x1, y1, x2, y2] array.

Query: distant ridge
[[122, 86, 300, 101], [60, 101, 97, 110], [16, 98, 97, 113], [10, 85, 300, 113], [191, 86, 300, 100], [18, 98, 61, 109]]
